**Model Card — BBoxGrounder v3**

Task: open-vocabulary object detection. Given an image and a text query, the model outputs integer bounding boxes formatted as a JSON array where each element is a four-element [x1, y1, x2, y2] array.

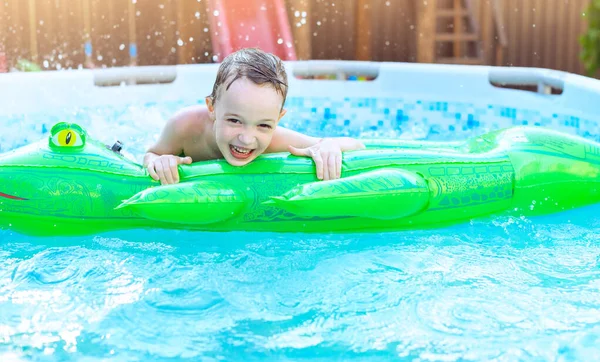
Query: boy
[[144, 47, 365, 185]]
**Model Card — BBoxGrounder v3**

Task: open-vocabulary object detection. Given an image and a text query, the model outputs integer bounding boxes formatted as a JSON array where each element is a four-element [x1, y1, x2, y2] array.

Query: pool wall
[[1, 61, 600, 149]]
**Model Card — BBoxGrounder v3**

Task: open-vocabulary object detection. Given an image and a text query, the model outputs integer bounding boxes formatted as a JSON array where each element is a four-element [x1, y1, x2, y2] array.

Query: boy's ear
[[278, 108, 287, 121], [205, 96, 216, 121], [205, 96, 215, 113]]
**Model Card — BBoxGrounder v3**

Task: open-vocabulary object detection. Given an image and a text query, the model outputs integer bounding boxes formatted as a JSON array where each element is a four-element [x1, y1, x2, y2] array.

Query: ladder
[[435, 0, 483, 65]]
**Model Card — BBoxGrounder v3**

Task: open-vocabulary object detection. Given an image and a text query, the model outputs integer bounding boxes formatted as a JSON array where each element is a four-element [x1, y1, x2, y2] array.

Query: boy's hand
[[146, 155, 192, 185], [288, 138, 342, 181]]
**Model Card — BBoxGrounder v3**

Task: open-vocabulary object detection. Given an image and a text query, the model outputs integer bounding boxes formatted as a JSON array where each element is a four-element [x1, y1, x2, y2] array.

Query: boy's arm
[[267, 126, 365, 180], [144, 111, 193, 184], [267, 126, 364, 152]]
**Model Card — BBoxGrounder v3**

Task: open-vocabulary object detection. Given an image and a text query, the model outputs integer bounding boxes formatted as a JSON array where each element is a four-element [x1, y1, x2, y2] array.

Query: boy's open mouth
[[229, 144, 255, 159]]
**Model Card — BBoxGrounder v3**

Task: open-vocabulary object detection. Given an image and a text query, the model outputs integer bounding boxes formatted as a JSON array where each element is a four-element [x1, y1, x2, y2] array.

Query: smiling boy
[[144, 47, 365, 185]]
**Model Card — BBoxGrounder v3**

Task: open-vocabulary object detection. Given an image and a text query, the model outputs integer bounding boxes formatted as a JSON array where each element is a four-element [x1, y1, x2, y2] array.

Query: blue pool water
[[2, 96, 600, 360]]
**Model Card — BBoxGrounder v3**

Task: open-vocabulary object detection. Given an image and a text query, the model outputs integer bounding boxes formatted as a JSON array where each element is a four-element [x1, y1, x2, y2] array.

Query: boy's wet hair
[[208, 48, 288, 109]]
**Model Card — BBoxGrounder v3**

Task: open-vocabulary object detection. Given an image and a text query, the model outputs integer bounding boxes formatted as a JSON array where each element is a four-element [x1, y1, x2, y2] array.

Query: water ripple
[[2, 212, 600, 359]]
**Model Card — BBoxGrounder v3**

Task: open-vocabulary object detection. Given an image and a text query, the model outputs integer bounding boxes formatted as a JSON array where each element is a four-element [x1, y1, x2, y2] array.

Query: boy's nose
[[238, 131, 256, 145]]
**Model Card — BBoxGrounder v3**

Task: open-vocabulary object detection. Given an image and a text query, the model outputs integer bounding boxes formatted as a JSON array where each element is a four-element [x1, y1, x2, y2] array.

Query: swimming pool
[[2, 61, 600, 360]]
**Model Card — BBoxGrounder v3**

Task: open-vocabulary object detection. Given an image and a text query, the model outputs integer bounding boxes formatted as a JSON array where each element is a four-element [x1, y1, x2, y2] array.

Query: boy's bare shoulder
[[166, 105, 218, 160], [169, 105, 211, 136]]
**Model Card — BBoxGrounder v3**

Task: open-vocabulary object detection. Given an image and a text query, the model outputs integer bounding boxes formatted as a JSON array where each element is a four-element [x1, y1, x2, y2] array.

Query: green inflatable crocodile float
[[1, 122, 599, 236]]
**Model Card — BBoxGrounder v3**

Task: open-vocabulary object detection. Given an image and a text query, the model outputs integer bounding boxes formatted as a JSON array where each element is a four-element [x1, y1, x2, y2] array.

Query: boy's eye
[[259, 124, 273, 129], [227, 118, 241, 124]]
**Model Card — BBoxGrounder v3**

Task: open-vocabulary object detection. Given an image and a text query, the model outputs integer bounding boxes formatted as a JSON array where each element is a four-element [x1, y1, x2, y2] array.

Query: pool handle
[[488, 67, 565, 94]]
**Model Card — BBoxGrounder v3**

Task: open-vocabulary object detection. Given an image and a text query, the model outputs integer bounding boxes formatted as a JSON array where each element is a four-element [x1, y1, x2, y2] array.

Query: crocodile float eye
[[49, 122, 86, 149], [53, 129, 83, 147]]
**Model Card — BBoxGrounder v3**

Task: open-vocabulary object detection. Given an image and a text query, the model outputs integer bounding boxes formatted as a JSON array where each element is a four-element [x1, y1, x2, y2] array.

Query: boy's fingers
[[336, 154, 342, 179], [149, 156, 189, 185], [156, 159, 171, 184], [179, 156, 192, 164], [147, 162, 159, 181], [313, 152, 324, 180], [169, 157, 179, 183], [288, 145, 311, 157], [327, 154, 337, 180], [321, 154, 329, 181], [161, 159, 175, 184], [155, 163, 167, 185]]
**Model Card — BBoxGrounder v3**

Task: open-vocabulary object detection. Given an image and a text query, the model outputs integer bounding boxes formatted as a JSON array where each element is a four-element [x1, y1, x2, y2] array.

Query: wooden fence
[[0, 0, 592, 75]]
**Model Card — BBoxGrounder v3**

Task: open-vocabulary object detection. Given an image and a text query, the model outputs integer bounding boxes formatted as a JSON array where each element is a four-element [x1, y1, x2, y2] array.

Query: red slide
[[206, 0, 297, 61]]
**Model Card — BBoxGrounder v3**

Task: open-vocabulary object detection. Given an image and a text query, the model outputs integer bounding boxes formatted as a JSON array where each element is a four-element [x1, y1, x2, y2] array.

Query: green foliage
[[580, 0, 600, 76], [15, 59, 41, 72]]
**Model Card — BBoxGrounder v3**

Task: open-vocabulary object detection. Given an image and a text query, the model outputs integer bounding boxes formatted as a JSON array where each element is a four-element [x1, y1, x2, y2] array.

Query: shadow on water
[[3, 202, 600, 257]]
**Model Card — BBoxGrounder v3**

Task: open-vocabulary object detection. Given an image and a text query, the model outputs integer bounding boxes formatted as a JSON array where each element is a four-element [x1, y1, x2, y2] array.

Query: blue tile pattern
[[281, 97, 600, 142], [1, 96, 600, 158]]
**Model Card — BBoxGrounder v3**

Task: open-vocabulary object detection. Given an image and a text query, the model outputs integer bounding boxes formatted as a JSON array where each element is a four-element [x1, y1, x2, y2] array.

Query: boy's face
[[207, 77, 286, 166]]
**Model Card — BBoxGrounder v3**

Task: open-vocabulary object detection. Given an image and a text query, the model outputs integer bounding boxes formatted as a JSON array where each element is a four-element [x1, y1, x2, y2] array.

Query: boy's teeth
[[232, 145, 250, 154]]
